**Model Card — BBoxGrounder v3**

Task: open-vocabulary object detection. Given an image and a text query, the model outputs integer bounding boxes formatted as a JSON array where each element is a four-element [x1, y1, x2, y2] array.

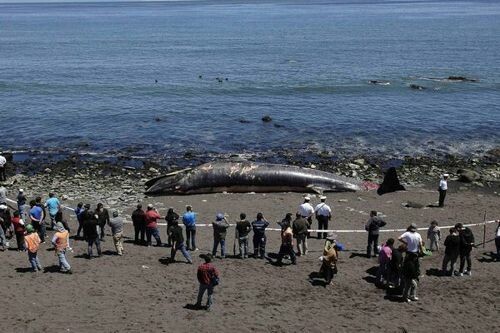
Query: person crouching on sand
[[24, 224, 43, 272], [170, 220, 192, 264], [320, 232, 339, 285], [195, 253, 219, 311], [51, 222, 72, 274]]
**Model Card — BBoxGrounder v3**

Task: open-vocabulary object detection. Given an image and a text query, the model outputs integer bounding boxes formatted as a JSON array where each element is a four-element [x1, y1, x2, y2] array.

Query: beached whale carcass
[[145, 161, 365, 195]]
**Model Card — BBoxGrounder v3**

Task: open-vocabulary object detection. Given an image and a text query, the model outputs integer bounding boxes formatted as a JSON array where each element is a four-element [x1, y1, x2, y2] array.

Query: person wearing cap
[[252, 212, 269, 259], [11, 210, 26, 251], [44, 192, 61, 230], [0, 153, 6, 181], [315, 196, 332, 239], [182, 205, 198, 251], [321, 232, 339, 285], [95, 202, 110, 241], [169, 219, 192, 264], [365, 211, 387, 258], [131, 204, 146, 245], [145, 204, 162, 247], [398, 223, 423, 302], [195, 253, 219, 311], [165, 207, 179, 247], [292, 212, 310, 256], [212, 213, 230, 259], [235, 213, 251, 259], [17, 189, 27, 222], [51, 222, 72, 273], [438, 174, 449, 207], [74, 202, 85, 239], [276, 216, 296, 265], [298, 196, 314, 238], [108, 211, 124, 256], [455, 223, 475, 276], [24, 224, 42, 272], [82, 204, 102, 258]]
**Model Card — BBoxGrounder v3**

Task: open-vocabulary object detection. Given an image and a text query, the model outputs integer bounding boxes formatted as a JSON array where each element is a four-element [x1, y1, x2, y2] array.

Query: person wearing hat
[[108, 211, 124, 256], [195, 253, 219, 311], [315, 196, 332, 239], [131, 204, 146, 245], [24, 224, 42, 271], [169, 219, 192, 264], [276, 216, 296, 265], [182, 205, 198, 251], [145, 204, 162, 247], [398, 223, 423, 302], [82, 203, 102, 258], [321, 232, 339, 285], [438, 173, 449, 207], [365, 211, 387, 258], [51, 222, 71, 273], [212, 213, 230, 259], [0, 153, 6, 181]]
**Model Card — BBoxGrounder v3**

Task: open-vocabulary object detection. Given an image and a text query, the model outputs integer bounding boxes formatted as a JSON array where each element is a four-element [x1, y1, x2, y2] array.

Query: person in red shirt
[[145, 204, 162, 247], [195, 253, 219, 311], [11, 210, 26, 251]]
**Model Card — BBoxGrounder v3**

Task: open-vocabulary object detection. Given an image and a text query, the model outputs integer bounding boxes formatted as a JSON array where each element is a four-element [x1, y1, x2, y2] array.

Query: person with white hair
[[438, 173, 449, 207]]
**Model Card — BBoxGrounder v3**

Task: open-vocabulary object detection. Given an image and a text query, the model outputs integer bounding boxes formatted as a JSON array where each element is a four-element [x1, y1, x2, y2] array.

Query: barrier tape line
[[5, 198, 498, 234]]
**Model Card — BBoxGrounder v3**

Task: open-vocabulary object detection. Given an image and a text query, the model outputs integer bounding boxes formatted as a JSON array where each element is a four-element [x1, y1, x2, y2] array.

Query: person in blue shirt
[[252, 212, 269, 259], [74, 202, 85, 239], [183, 205, 198, 251], [29, 200, 45, 243], [45, 193, 61, 230]]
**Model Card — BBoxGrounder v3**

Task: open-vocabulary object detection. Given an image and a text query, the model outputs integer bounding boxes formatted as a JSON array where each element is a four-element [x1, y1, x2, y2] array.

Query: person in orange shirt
[[51, 222, 72, 274], [24, 224, 43, 272]]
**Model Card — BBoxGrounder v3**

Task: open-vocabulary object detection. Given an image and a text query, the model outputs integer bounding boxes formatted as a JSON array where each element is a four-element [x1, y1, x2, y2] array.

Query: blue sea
[[1, 0, 499, 163]]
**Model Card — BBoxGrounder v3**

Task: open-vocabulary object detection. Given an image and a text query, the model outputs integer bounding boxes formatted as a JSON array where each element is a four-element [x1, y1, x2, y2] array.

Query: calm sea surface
[[1, 0, 499, 162]]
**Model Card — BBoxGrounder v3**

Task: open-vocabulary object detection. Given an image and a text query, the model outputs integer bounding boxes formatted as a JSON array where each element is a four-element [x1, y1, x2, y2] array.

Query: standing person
[[195, 253, 219, 311], [51, 222, 71, 273], [165, 207, 179, 247], [298, 196, 314, 238], [182, 205, 198, 251], [276, 217, 296, 265], [441, 228, 460, 276], [82, 204, 101, 259], [427, 220, 441, 252], [0, 186, 7, 205], [398, 223, 423, 303], [95, 203, 110, 241], [74, 202, 85, 239], [131, 204, 146, 245], [55, 209, 70, 232], [24, 224, 42, 272], [44, 192, 61, 230], [320, 232, 339, 285], [17, 189, 27, 222], [494, 220, 500, 261], [29, 200, 45, 243], [0, 153, 6, 181], [365, 211, 386, 258], [292, 213, 310, 256], [235, 213, 251, 259], [456, 223, 475, 276], [438, 173, 449, 207], [315, 196, 332, 239], [252, 212, 269, 259], [0, 204, 12, 240], [35, 196, 47, 242], [170, 220, 192, 264], [11, 210, 26, 251], [388, 244, 404, 289], [108, 211, 124, 256], [145, 204, 162, 247], [377, 238, 394, 286], [212, 213, 230, 259]]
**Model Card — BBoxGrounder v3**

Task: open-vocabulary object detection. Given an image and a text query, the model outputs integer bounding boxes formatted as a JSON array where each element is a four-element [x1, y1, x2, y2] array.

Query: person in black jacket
[[165, 207, 179, 247], [388, 244, 404, 289], [82, 204, 101, 258], [131, 204, 146, 245], [95, 203, 109, 241], [365, 211, 387, 258], [456, 223, 475, 276], [441, 228, 460, 276]]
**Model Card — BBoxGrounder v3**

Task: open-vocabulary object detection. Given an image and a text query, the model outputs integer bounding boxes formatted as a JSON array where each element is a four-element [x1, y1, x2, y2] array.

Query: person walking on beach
[[315, 196, 332, 239], [29, 200, 45, 243], [438, 173, 449, 207], [145, 204, 162, 247], [17, 189, 27, 222], [108, 211, 124, 256], [276, 217, 296, 265], [0, 153, 6, 181], [236, 213, 251, 259], [95, 203, 109, 241], [183, 205, 198, 251], [170, 219, 192, 264], [24, 224, 42, 272], [456, 223, 475, 276], [426, 220, 441, 252], [82, 204, 101, 258], [293, 213, 309, 256], [75, 202, 85, 239], [35, 196, 47, 242], [11, 210, 26, 251], [365, 211, 386, 258], [45, 192, 61, 230], [51, 222, 72, 273], [212, 213, 230, 259], [441, 227, 460, 276], [131, 204, 146, 245], [252, 212, 269, 259], [195, 253, 219, 311], [165, 207, 179, 247], [398, 223, 423, 303]]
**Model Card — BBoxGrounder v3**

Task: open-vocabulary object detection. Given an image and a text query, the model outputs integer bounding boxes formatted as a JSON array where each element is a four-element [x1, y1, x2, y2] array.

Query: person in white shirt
[[398, 223, 423, 303], [438, 173, 449, 207], [0, 153, 6, 181], [298, 196, 314, 238], [315, 196, 332, 239]]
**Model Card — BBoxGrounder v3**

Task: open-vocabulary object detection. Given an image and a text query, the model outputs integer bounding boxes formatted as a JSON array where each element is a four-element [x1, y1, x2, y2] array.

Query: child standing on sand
[[427, 221, 441, 252]]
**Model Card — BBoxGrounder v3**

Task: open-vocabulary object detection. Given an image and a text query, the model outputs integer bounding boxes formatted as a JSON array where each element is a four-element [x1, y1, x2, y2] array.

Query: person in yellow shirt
[[51, 222, 72, 274], [24, 224, 43, 272]]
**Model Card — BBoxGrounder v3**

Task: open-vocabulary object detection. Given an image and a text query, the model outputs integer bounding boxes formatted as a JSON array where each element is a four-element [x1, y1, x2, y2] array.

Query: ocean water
[[1, 0, 499, 162]]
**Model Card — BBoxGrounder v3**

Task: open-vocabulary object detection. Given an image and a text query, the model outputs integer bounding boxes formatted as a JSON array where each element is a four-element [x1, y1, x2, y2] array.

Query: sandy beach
[[2, 178, 499, 333]]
